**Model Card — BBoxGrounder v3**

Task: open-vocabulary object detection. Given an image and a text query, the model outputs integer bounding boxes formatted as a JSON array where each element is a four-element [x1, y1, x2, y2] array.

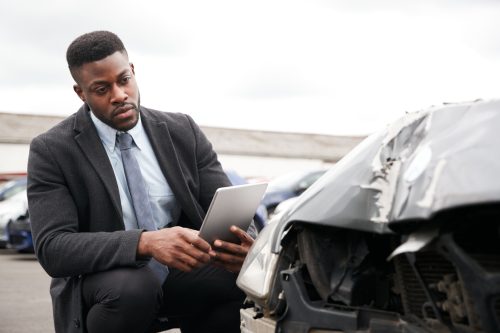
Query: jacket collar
[[73, 104, 123, 220]]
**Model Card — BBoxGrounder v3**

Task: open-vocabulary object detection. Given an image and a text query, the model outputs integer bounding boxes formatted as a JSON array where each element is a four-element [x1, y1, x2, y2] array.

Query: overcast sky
[[1, 0, 500, 135]]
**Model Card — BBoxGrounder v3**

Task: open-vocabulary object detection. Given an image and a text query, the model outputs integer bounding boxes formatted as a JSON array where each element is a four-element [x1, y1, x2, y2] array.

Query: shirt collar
[[89, 111, 146, 152], [126, 116, 147, 151]]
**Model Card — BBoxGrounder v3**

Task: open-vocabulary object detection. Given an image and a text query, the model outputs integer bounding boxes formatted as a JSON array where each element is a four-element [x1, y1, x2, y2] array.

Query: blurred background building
[[0, 112, 364, 180]]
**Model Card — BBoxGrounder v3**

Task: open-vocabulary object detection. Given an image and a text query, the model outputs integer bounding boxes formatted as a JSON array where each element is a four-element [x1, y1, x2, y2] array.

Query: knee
[[86, 266, 162, 311], [84, 267, 163, 333], [111, 267, 162, 308]]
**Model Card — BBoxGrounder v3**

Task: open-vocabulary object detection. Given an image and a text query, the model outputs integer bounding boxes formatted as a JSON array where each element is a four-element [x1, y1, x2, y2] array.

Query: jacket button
[[74, 319, 80, 328]]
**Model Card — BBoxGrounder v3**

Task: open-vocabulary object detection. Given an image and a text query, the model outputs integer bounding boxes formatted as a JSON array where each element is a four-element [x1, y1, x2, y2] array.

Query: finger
[[230, 226, 254, 245], [186, 233, 212, 253], [213, 251, 245, 265], [173, 228, 212, 253], [174, 251, 206, 269], [173, 260, 195, 272], [184, 244, 212, 263], [175, 240, 212, 264], [213, 240, 248, 256], [166, 252, 198, 272], [176, 252, 201, 268], [213, 253, 242, 266]]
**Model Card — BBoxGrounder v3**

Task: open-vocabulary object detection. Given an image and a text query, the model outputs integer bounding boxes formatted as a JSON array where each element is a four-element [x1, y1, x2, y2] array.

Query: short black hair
[[66, 31, 127, 81]]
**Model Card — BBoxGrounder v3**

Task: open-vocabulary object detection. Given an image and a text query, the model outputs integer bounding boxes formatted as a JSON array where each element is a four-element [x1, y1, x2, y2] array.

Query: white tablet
[[198, 183, 268, 244]]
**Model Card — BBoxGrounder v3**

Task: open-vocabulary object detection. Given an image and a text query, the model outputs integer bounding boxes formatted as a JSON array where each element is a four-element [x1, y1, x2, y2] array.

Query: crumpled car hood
[[279, 99, 500, 234]]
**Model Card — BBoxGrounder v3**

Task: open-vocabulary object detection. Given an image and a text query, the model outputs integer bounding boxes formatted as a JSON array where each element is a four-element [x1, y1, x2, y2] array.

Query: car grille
[[395, 251, 455, 321], [394, 230, 500, 332]]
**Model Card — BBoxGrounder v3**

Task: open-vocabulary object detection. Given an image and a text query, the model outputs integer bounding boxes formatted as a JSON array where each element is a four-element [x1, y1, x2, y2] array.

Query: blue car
[[0, 176, 28, 248], [261, 169, 326, 216], [0, 187, 28, 249], [6, 211, 34, 253]]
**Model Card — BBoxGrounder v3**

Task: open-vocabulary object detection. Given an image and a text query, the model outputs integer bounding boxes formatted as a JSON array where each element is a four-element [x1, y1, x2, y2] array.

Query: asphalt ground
[[0, 249, 179, 333], [0, 248, 52, 333]]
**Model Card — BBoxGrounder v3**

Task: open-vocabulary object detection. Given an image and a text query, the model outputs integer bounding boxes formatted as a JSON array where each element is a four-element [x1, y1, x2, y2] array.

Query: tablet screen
[[198, 183, 267, 244]]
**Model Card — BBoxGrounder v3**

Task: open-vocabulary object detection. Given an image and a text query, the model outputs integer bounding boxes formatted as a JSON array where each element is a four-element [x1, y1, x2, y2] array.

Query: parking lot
[[0, 249, 52, 333], [0, 249, 180, 333]]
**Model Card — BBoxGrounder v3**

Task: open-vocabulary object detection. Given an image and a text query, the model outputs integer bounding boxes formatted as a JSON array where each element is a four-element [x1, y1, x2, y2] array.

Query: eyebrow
[[89, 69, 131, 88]]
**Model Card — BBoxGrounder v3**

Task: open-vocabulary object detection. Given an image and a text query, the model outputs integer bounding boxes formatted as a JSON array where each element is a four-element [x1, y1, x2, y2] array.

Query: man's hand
[[212, 225, 254, 273], [138, 227, 216, 272]]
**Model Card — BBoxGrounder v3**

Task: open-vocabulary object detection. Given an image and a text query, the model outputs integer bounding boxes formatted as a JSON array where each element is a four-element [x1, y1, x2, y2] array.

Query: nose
[[110, 84, 128, 104]]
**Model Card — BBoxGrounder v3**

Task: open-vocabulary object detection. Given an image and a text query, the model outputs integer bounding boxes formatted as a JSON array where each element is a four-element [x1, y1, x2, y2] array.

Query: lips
[[114, 104, 135, 116], [113, 104, 137, 121]]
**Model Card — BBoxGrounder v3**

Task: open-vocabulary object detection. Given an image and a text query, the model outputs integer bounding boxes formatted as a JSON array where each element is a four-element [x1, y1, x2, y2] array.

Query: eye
[[121, 75, 132, 84], [94, 86, 108, 95]]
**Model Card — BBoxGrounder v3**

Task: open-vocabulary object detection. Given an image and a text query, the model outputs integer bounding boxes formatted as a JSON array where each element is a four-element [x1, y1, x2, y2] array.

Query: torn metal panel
[[392, 99, 500, 224], [387, 226, 439, 261], [367, 109, 430, 223], [361, 160, 401, 223], [277, 99, 500, 235], [279, 129, 393, 234]]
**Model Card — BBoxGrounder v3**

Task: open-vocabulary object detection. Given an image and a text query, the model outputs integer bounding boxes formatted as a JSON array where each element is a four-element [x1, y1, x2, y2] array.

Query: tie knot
[[117, 132, 133, 150]]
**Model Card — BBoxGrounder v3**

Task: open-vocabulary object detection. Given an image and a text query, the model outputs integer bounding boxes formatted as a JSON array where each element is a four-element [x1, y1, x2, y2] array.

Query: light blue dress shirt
[[90, 111, 181, 231]]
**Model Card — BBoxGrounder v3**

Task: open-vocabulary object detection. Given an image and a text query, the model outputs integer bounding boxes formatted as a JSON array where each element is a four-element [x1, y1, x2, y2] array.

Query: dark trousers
[[82, 264, 245, 333]]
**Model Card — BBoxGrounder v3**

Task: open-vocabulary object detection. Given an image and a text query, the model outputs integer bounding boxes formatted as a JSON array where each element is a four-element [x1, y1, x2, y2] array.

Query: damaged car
[[237, 99, 500, 333]]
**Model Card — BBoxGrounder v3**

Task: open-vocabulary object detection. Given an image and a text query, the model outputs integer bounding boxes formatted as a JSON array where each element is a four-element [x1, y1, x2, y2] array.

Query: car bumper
[[6, 220, 33, 252], [240, 308, 276, 333]]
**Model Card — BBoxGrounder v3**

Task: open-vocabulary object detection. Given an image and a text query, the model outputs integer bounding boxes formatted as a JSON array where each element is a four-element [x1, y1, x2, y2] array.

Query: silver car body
[[238, 99, 500, 333]]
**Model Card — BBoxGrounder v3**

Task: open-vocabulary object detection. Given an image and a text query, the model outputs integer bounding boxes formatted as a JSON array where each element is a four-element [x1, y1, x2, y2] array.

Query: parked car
[[0, 177, 27, 202], [0, 189, 28, 248], [237, 99, 500, 333], [261, 169, 327, 216], [6, 212, 33, 253]]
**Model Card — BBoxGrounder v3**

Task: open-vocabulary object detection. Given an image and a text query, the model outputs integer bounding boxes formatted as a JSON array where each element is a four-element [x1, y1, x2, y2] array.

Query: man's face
[[73, 51, 140, 131]]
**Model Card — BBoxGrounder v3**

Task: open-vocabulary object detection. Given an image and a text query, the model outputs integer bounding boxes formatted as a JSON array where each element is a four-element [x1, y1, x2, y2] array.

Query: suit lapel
[[141, 109, 203, 226], [73, 105, 123, 220]]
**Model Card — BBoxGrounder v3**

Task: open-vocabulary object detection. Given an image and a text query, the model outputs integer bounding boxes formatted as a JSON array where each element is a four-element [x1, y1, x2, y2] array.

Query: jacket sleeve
[[27, 135, 145, 278]]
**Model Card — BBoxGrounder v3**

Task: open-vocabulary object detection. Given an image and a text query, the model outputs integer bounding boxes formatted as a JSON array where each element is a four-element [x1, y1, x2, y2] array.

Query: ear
[[130, 63, 135, 75], [73, 84, 85, 102]]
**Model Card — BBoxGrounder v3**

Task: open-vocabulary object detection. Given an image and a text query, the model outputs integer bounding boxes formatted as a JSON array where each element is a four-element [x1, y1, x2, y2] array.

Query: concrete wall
[[0, 143, 29, 175]]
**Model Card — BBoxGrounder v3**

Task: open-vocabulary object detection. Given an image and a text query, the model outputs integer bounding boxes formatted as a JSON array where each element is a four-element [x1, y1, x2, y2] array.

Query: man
[[28, 31, 253, 333]]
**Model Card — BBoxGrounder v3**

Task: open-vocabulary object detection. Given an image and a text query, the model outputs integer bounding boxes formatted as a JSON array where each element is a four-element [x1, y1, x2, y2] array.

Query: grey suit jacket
[[27, 104, 231, 333]]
